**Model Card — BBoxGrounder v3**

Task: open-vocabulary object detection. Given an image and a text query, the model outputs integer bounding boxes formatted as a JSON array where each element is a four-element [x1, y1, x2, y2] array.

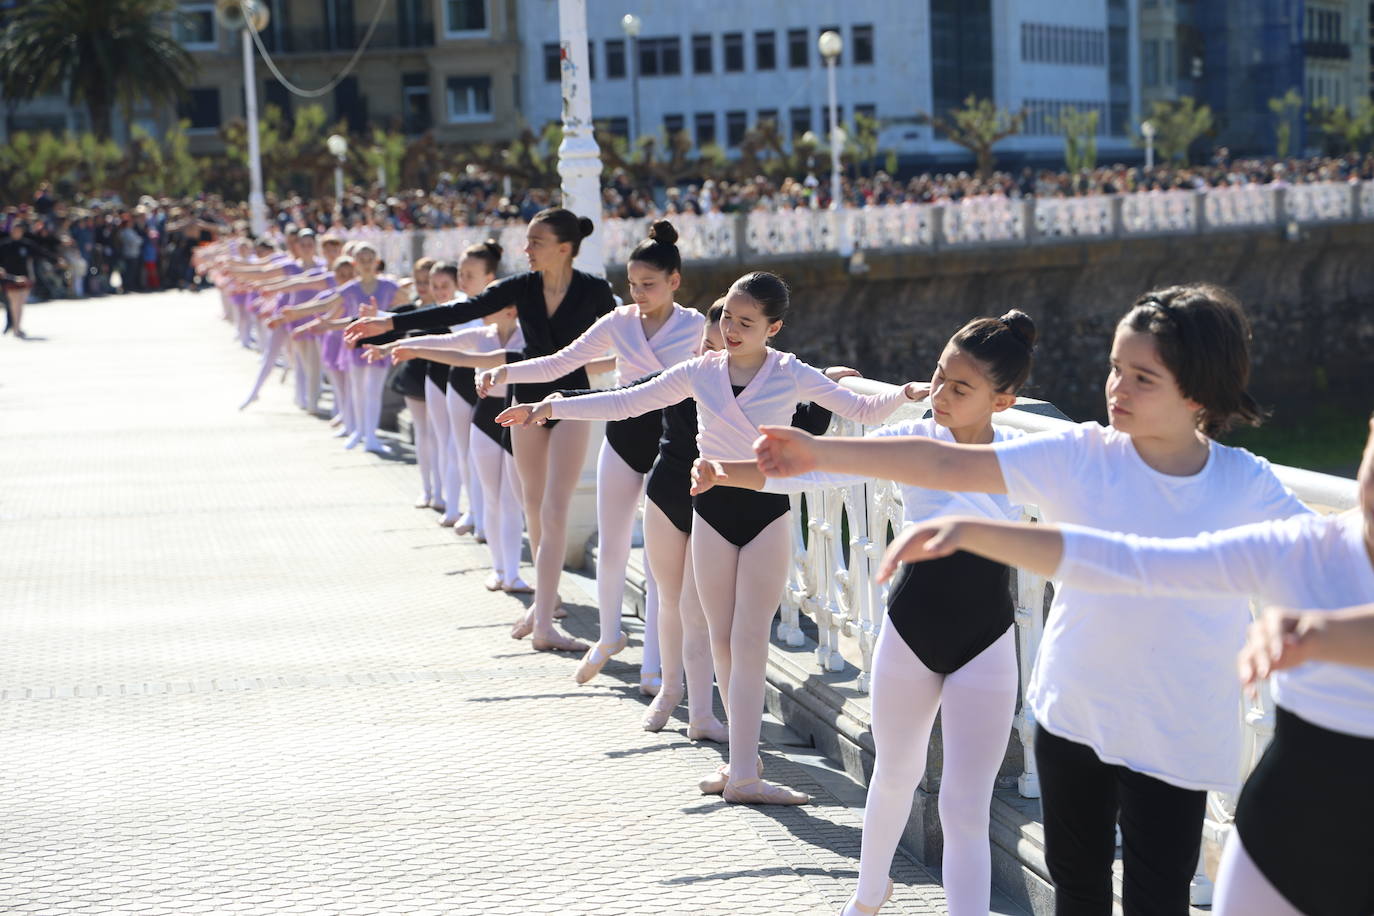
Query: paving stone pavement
[[0, 293, 949, 915]]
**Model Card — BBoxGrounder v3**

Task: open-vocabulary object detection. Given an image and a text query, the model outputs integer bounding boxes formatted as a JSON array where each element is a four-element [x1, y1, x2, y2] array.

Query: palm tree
[[0, 0, 197, 140]]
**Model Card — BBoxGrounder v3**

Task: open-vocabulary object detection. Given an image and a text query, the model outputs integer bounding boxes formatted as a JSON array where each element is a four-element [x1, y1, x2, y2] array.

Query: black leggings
[[1035, 726, 1206, 916]]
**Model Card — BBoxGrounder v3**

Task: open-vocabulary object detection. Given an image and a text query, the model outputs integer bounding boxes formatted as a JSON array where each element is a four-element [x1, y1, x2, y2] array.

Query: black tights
[[1035, 727, 1206, 916]]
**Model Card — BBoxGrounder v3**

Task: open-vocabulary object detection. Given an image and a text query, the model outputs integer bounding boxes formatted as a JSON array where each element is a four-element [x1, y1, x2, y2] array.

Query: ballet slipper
[[415, 495, 433, 509], [484, 573, 504, 592], [698, 756, 764, 795], [641, 686, 685, 732], [439, 516, 457, 528], [364, 440, 387, 454], [501, 578, 534, 594], [429, 501, 445, 513], [329, 415, 344, 428], [840, 879, 893, 915], [510, 611, 533, 640], [686, 717, 728, 743], [532, 630, 589, 653], [639, 671, 662, 697], [573, 631, 628, 684], [454, 522, 475, 536], [474, 533, 487, 544], [723, 777, 809, 806], [552, 599, 567, 620], [238, 394, 258, 411]]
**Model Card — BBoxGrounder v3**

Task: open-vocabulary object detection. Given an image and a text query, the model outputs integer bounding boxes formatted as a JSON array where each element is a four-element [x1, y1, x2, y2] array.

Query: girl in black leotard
[[345, 209, 614, 653]]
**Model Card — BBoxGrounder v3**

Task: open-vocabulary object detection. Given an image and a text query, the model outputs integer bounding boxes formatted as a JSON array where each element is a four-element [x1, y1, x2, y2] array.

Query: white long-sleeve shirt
[[548, 348, 913, 463], [502, 303, 704, 385], [1057, 511, 1374, 740]]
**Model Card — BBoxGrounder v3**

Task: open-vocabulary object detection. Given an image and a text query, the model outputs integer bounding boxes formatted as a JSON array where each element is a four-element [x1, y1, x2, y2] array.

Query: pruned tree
[[1060, 107, 1100, 174], [1134, 97, 1214, 164], [1268, 89, 1304, 158], [928, 95, 1025, 178], [1308, 97, 1374, 155]]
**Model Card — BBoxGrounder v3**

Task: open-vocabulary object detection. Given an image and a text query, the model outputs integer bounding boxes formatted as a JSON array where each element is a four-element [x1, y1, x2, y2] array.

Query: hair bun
[[483, 237, 503, 260], [648, 219, 679, 247], [577, 216, 595, 239], [999, 309, 1037, 350]]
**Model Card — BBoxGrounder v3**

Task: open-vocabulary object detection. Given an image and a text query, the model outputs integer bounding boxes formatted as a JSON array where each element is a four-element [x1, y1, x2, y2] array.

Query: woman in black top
[[1, 219, 61, 338], [346, 208, 615, 652]]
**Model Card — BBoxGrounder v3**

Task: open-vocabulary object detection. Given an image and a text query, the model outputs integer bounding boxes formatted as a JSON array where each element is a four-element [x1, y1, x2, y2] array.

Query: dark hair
[[951, 309, 1037, 393], [1119, 283, 1264, 436], [729, 271, 789, 321], [629, 219, 681, 274], [531, 207, 594, 256], [707, 299, 726, 323], [462, 237, 503, 276], [430, 259, 459, 284]]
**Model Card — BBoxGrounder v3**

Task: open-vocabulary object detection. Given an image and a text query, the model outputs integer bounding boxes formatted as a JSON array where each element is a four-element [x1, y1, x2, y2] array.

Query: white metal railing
[[332, 181, 1374, 274], [777, 379, 1357, 903]]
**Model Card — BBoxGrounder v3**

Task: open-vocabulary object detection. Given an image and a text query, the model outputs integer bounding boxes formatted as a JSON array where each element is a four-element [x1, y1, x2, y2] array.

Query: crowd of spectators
[[5, 151, 1372, 303]]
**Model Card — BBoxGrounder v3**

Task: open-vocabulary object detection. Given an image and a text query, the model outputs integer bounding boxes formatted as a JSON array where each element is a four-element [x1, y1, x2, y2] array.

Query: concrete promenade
[[0, 292, 952, 915]]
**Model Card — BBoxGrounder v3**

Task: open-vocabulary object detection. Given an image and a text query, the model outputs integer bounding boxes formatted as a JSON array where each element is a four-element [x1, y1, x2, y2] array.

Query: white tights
[[423, 379, 452, 510], [691, 512, 793, 784], [288, 337, 320, 411], [1213, 833, 1302, 916], [443, 388, 480, 530], [346, 363, 388, 451], [644, 501, 718, 721], [593, 443, 660, 672], [324, 366, 354, 435], [849, 625, 1018, 916], [470, 429, 525, 584], [243, 323, 287, 407], [406, 396, 440, 502]]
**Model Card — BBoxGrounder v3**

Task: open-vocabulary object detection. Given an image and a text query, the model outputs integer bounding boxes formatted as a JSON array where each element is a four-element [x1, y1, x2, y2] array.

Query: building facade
[[177, 0, 523, 152], [515, 0, 1140, 169]]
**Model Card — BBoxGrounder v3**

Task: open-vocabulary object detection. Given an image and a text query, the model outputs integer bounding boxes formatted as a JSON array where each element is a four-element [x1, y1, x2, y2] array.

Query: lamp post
[[818, 29, 844, 211], [556, 0, 606, 275], [327, 133, 348, 220], [1141, 119, 1156, 171], [621, 14, 642, 147], [216, 0, 270, 237]]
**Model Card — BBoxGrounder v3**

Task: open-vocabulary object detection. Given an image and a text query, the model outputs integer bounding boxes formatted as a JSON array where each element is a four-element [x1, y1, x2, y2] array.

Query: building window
[[588, 41, 596, 79], [178, 87, 221, 130], [756, 108, 779, 132], [639, 37, 682, 77], [664, 113, 685, 136], [599, 116, 629, 138], [695, 111, 717, 146], [175, 3, 217, 49], [789, 106, 812, 137], [543, 43, 561, 82], [402, 72, 431, 134], [787, 28, 808, 68], [1143, 40, 1159, 86], [446, 75, 492, 122], [726, 109, 748, 146], [1020, 23, 1106, 66], [723, 32, 744, 72], [819, 26, 841, 63], [755, 31, 776, 70], [852, 24, 874, 64], [606, 39, 626, 78], [855, 103, 877, 124], [444, 0, 486, 34], [692, 33, 713, 73]]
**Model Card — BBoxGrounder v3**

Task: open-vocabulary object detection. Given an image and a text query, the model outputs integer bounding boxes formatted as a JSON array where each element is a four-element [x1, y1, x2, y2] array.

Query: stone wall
[[610, 222, 1374, 422]]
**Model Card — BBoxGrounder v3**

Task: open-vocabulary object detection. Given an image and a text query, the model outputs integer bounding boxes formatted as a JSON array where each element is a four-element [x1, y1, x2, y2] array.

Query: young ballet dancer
[[344, 209, 616, 653], [382, 303, 531, 592], [480, 220, 704, 692], [694, 310, 1038, 916], [753, 284, 1310, 912], [876, 411, 1374, 916], [507, 271, 927, 804], [232, 230, 314, 410]]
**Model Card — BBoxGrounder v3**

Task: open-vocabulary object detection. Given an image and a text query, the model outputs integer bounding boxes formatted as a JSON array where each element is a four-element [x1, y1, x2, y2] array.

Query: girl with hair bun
[[755, 284, 1310, 914], [479, 219, 705, 692], [344, 208, 615, 652], [506, 271, 928, 805]]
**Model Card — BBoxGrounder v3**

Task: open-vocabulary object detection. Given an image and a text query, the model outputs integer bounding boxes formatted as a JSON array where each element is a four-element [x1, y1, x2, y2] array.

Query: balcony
[[1303, 39, 1351, 59], [262, 20, 434, 54]]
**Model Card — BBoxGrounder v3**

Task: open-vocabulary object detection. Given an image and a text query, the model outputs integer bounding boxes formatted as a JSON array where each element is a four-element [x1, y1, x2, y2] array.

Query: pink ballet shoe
[[532, 630, 589, 653], [840, 879, 893, 915], [485, 573, 504, 592], [552, 599, 567, 620], [723, 777, 809, 806], [686, 717, 728, 743], [510, 612, 533, 640], [641, 687, 685, 732], [501, 578, 534, 594], [638, 671, 662, 697], [415, 495, 433, 509], [698, 756, 763, 795], [573, 632, 628, 684]]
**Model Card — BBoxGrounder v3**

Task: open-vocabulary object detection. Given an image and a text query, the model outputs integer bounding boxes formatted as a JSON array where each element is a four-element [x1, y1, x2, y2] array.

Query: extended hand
[[823, 366, 861, 382], [1238, 607, 1322, 695], [875, 518, 966, 583], [690, 458, 729, 496], [753, 425, 819, 477], [903, 382, 932, 401], [476, 366, 505, 399]]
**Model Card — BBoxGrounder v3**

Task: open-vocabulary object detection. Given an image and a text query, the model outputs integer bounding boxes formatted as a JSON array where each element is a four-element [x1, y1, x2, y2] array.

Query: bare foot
[[510, 611, 533, 640], [531, 630, 588, 653]]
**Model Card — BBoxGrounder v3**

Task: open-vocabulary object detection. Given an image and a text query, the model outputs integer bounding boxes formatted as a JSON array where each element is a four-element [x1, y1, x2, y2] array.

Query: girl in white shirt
[[481, 221, 704, 692], [511, 272, 925, 805], [754, 284, 1308, 914], [875, 412, 1374, 916]]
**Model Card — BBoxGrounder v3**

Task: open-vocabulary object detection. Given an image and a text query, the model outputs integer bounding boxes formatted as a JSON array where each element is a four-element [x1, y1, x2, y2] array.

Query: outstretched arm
[[1240, 604, 1374, 688], [393, 344, 508, 370], [877, 516, 1064, 583], [755, 427, 1008, 494]]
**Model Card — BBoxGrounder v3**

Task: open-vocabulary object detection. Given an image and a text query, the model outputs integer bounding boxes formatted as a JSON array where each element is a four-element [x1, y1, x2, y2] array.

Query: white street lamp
[[621, 13, 642, 146], [818, 29, 844, 211], [557, 0, 606, 275], [216, 0, 271, 237], [327, 133, 348, 217], [1141, 119, 1157, 171]]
